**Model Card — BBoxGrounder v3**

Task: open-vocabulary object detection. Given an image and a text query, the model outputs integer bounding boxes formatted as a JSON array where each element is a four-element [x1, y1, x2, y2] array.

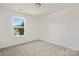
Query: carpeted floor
[[0, 40, 79, 56]]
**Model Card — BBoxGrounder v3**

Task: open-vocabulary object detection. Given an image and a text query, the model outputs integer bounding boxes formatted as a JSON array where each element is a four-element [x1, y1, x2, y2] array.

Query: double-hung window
[[13, 16, 25, 36]]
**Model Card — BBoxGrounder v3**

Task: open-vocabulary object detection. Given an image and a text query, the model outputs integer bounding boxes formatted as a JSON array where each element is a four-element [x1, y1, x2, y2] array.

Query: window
[[13, 16, 25, 36]]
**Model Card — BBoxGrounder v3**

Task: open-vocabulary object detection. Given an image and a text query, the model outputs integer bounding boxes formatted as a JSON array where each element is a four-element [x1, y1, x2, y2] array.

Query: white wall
[[0, 7, 39, 49], [40, 6, 79, 50], [1, 6, 79, 50]]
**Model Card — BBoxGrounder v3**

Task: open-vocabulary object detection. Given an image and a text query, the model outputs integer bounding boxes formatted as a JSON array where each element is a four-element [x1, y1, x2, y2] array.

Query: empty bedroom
[[0, 3, 79, 56]]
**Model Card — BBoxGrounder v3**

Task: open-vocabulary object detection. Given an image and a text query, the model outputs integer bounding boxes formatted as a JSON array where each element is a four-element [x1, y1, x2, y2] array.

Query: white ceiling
[[0, 3, 79, 16]]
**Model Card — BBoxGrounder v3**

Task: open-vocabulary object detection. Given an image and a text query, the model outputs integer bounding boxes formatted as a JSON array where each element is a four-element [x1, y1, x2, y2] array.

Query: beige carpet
[[0, 40, 79, 56]]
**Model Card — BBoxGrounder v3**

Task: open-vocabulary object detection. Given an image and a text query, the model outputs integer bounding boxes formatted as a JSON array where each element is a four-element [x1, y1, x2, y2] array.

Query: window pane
[[13, 16, 24, 36]]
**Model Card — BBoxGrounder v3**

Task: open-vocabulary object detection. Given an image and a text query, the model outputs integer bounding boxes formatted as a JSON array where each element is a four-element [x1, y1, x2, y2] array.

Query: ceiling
[[0, 3, 79, 16]]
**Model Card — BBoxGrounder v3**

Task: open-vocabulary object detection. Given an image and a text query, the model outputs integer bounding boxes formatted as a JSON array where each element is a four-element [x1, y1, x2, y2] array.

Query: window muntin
[[13, 16, 25, 36]]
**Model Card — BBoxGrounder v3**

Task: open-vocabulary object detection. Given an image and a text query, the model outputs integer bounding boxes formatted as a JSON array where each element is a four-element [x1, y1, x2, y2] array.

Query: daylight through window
[[13, 16, 24, 36]]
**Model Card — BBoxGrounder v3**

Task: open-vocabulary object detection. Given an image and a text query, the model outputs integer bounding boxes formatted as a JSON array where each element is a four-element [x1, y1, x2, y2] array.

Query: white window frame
[[12, 16, 26, 37]]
